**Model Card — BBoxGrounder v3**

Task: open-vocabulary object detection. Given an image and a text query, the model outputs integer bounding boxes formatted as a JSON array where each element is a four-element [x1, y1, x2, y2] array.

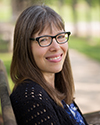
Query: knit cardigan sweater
[[10, 80, 88, 125]]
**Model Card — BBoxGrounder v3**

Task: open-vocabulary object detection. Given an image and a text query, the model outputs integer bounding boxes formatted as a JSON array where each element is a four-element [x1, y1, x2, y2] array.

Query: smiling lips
[[46, 54, 63, 63]]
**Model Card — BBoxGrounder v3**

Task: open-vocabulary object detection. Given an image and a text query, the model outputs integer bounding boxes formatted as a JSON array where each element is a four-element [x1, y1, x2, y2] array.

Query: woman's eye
[[40, 38, 47, 42], [58, 35, 65, 39]]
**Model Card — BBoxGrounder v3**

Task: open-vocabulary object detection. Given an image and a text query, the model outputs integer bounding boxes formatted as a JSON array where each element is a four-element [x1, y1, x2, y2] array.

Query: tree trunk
[[0, 60, 17, 125], [72, 0, 78, 36], [11, 0, 43, 22]]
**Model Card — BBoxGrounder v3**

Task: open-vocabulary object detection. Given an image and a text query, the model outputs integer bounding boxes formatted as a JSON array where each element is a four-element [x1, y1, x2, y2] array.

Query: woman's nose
[[49, 38, 60, 52]]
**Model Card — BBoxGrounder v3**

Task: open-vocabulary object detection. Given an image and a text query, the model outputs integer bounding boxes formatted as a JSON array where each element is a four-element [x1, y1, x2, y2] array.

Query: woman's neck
[[42, 72, 55, 88]]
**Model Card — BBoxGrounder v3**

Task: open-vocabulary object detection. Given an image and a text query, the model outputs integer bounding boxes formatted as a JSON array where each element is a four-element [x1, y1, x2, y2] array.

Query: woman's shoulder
[[10, 80, 75, 125], [10, 79, 49, 101], [10, 79, 52, 108], [10, 80, 62, 125]]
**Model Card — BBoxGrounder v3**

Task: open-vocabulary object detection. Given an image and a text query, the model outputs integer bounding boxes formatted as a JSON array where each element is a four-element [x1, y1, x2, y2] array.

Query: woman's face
[[31, 25, 68, 78]]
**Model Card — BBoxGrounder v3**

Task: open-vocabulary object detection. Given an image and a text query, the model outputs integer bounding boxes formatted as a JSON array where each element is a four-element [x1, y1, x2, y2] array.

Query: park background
[[0, 0, 100, 121]]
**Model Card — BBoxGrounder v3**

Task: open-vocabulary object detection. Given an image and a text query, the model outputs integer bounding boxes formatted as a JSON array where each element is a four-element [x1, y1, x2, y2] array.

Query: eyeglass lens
[[39, 32, 69, 47]]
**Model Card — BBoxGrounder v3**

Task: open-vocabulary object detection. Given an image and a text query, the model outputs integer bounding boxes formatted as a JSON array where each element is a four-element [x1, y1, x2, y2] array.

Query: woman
[[10, 5, 88, 125]]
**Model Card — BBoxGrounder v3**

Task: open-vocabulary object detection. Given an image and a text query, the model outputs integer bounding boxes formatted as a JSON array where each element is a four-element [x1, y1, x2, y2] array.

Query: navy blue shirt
[[62, 100, 86, 125]]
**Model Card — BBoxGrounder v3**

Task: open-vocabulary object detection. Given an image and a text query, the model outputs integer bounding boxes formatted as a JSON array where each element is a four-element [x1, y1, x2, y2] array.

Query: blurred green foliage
[[69, 36, 100, 62], [0, 38, 8, 52], [50, 4, 100, 22], [46, 0, 100, 6], [0, 0, 100, 22], [0, 0, 11, 21]]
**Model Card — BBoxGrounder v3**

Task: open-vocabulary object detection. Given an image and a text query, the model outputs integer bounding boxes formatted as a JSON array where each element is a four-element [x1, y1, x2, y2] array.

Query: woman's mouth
[[46, 54, 63, 62], [49, 55, 61, 60]]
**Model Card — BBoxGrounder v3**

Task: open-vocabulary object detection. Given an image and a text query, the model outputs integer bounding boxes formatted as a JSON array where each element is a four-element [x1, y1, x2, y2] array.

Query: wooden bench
[[0, 60, 17, 125], [0, 59, 100, 125], [84, 111, 100, 125]]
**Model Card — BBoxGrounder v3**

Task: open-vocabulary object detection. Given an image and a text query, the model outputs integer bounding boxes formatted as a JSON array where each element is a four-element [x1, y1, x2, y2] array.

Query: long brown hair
[[10, 5, 75, 107]]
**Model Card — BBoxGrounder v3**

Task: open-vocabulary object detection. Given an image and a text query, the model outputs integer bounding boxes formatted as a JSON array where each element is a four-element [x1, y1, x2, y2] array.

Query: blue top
[[61, 100, 86, 125]]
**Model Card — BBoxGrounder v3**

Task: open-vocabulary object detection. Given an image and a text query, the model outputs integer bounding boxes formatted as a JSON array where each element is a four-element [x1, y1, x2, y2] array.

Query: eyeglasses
[[30, 31, 71, 47]]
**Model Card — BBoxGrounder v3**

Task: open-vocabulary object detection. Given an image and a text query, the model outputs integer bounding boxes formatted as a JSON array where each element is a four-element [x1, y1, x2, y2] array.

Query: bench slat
[[0, 60, 17, 125], [84, 111, 100, 124]]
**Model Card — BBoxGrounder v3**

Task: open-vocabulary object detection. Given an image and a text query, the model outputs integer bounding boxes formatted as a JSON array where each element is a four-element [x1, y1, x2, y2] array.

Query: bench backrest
[[0, 60, 17, 125]]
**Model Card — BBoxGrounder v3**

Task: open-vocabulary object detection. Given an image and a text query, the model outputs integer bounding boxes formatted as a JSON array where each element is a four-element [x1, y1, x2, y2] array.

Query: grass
[[69, 36, 100, 62]]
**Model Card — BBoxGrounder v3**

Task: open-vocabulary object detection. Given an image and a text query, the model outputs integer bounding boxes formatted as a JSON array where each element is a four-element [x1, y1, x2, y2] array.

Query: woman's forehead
[[38, 23, 64, 35]]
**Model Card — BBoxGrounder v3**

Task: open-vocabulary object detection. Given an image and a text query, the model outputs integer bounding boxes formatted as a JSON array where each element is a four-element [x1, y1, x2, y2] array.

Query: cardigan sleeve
[[10, 82, 61, 125]]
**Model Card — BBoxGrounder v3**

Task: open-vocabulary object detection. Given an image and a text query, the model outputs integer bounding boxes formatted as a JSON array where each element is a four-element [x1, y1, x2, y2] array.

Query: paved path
[[69, 49, 100, 113]]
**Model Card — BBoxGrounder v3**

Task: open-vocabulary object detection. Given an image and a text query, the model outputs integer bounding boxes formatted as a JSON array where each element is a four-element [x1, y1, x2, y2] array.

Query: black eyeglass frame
[[30, 31, 71, 47]]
